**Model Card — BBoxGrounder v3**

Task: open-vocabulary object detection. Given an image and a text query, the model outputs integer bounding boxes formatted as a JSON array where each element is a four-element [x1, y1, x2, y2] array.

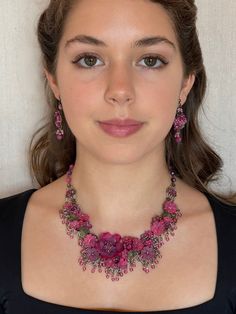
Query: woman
[[0, 0, 236, 313]]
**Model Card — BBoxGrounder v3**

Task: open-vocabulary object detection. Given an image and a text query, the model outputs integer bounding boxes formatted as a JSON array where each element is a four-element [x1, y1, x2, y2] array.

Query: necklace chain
[[59, 164, 182, 281]]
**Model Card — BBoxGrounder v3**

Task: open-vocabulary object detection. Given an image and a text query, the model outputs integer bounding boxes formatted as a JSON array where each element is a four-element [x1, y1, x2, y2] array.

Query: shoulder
[[205, 192, 236, 221], [0, 189, 37, 226], [205, 192, 236, 262], [203, 192, 236, 242], [0, 189, 37, 291]]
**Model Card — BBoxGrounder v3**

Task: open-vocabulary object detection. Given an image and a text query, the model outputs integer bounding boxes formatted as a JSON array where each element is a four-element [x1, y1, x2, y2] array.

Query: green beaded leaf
[[128, 250, 138, 262], [162, 212, 171, 217], [78, 227, 90, 238], [68, 214, 78, 221]]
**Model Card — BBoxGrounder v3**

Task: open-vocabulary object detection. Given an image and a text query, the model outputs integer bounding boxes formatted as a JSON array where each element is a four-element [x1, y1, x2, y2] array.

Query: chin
[[91, 145, 153, 165]]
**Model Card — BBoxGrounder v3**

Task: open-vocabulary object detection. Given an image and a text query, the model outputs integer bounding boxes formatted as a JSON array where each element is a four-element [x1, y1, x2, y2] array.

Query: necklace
[[59, 164, 182, 282]]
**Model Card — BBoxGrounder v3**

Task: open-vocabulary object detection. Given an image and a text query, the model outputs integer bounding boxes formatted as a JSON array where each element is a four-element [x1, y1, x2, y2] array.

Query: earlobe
[[180, 74, 195, 104], [44, 68, 60, 100]]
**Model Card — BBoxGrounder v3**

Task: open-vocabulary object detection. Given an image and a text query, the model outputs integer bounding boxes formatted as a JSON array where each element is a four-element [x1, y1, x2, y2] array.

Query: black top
[[0, 189, 236, 314]]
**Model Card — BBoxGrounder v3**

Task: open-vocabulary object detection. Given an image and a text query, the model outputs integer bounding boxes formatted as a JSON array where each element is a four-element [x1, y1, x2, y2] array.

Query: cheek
[[57, 69, 101, 122], [138, 69, 182, 118]]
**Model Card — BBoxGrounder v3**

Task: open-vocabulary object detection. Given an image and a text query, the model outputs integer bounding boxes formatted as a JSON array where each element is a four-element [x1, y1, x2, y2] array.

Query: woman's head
[[43, 0, 196, 166], [31, 0, 231, 203]]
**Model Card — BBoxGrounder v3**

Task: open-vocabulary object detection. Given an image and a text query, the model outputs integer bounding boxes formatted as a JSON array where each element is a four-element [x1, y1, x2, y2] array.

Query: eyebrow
[[65, 35, 176, 50]]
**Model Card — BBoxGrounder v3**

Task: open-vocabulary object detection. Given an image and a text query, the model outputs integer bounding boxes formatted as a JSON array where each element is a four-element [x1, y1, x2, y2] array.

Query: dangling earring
[[173, 99, 187, 143], [54, 98, 64, 141]]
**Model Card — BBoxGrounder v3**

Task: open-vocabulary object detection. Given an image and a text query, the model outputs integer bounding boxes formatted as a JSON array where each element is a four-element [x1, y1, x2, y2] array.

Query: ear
[[179, 74, 195, 104], [44, 69, 60, 100]]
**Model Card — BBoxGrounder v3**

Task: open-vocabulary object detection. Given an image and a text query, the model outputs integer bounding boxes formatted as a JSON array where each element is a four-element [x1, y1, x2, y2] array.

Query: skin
[[45, 0, 195, 230]]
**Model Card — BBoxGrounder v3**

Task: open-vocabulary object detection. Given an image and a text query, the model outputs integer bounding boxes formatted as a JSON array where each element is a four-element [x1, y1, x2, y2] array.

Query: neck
[[69, 148, 174, 235]]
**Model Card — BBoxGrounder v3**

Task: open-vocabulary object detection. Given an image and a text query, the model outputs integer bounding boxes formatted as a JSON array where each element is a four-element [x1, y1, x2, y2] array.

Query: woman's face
[[46, 0, 195, 164]]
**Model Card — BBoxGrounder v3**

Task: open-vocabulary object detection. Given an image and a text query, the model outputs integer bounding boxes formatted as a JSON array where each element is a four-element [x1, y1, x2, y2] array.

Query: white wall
[[0, 0, 235, 197]]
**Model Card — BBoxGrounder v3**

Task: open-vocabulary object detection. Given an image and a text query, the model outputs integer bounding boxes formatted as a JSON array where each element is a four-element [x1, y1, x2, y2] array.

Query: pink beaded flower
[[96, 232, 123, 259]]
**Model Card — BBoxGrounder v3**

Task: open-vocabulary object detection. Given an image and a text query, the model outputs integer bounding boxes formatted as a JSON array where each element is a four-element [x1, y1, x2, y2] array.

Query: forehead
[[61, 0, 177, 48]]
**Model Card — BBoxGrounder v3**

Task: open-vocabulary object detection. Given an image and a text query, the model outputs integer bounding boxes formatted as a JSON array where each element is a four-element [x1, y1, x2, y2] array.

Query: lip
[[99, 118, 143, 126], [98, 120, 144, 137]]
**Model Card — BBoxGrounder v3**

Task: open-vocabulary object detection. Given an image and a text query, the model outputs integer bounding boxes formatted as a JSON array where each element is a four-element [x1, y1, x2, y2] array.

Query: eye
[[72, 53, 168, 69], [72, 53, 103, 68], [138, 55, 168, 69]]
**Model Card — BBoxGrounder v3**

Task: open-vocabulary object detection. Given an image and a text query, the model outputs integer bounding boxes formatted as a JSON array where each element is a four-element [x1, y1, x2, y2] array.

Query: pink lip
[[99, 118, 143, 126], [98, 120, 144, 137]]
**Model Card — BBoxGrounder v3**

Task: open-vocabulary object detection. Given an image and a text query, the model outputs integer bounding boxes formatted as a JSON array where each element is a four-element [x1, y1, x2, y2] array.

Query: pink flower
[[84, 247, 100, 262], [83, 234, 97, 248], [64, 202, 78, 211], [122, 236, 144, 252], [174, 114, 187, 130], [69, 221, 82, 230], [151, 220, 165, 235], [132, 238, 144, 251], [163, 200, 177, 214], [141, 246, 155, 261], [140, 230, 154, 246], [143, 239, 153, 247], [118, 257, 128, 269], [78, 213, 90, 222], [141, 230, 154, 240], [122, 236, 134, 250], [69, 220, 91, 230], [121, 249, 129, 259], [163, 216, 174, 224], [96, 232, 123, 259], [77, 212, 92, 229], [104, 258, 114, 268]]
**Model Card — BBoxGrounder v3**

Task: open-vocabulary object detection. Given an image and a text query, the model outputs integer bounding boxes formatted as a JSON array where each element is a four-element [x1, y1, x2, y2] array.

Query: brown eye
[[83, 55, 98, 67], [72, 54, 103, 68], [144, 57, 158, 67], [139, 55, 168, 69]]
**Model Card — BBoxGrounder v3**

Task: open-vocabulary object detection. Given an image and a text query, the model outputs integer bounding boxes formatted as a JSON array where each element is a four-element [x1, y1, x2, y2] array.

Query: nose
[[104, 65, 135, 107]]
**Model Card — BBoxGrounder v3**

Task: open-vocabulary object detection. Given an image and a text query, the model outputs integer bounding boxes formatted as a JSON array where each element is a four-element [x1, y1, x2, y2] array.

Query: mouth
[[98, 118, 144, 126], [97, 120, 145, 137]]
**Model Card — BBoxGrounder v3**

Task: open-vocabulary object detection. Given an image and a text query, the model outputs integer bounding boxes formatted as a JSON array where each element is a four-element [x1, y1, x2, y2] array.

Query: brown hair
[[29, 0, 236, 205]]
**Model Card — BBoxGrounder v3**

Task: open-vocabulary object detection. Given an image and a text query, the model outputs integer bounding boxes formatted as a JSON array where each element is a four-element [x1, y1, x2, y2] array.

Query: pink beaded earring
[[54, 98, 64, 141], [173, 100, 187, 143]]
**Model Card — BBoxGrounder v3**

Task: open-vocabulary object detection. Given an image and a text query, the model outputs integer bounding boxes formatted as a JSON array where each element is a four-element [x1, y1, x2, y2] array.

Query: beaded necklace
[[59, 164, 182, 281]]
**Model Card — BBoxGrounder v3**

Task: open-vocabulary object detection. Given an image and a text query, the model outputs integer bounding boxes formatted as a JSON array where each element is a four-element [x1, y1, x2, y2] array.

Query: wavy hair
[[29, 0, 236, 205]]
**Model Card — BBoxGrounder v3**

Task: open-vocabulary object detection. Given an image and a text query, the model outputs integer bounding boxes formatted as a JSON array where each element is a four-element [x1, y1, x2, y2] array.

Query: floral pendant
[[59, 165, 182, 281]]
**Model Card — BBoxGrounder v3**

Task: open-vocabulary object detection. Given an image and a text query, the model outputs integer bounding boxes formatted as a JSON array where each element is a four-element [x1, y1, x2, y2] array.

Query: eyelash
[[72, 53, 169, 70]]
